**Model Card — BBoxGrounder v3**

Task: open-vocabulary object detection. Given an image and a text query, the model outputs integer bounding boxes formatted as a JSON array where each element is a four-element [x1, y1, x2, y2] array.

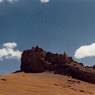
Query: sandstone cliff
[[20, 46, 95, 83]]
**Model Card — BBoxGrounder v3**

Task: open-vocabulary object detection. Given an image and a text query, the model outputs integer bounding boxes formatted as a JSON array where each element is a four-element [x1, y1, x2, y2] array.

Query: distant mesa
[[20, 46, 95, 84]]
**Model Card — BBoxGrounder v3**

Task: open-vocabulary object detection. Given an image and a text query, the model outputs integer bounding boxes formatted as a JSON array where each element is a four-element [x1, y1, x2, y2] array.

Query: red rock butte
[[20, 46, 95, 84]]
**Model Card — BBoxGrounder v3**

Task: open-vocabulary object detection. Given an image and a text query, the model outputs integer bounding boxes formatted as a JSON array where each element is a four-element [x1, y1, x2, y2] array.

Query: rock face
[[21, 46, 48, 73], [21, 46, 95, 83]]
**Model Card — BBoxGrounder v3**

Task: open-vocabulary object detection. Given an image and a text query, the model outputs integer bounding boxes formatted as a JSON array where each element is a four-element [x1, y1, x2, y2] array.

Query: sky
[[0, 0, 95, 73]]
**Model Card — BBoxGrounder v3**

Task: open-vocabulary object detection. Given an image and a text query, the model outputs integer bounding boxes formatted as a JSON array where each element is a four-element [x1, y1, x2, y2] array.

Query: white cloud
[[0, 42, 22, 61], [74, 43, 95, 59], [40, 0, 50, 3], [3, 42, 17, 49]]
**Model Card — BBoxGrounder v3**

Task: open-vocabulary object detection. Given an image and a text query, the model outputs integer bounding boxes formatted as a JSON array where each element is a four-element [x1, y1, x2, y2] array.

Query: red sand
[[0, 72, 95, 95]]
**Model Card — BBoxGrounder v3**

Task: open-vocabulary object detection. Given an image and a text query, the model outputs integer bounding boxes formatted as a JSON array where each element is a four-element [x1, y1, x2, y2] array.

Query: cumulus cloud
[[0, 42, 22, 61], [3, 42, 17, 49], [40, 0, 50, 3], [74, 43, 95, 59]]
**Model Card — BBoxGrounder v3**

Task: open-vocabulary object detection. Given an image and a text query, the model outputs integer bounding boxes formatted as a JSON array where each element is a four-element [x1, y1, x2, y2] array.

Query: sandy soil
[[0, 72, 94, 95]]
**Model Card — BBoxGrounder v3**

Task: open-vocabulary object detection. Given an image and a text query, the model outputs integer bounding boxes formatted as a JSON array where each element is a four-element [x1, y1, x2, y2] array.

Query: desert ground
[[0, 72, 94, 95]]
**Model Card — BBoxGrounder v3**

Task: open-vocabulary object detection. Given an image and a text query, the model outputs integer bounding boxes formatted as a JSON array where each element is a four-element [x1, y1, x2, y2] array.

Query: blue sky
[[0, 0, 95, 73]]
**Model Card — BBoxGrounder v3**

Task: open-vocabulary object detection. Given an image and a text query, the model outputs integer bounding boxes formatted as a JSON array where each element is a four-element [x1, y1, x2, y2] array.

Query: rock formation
[[21, 46, 95, 83], [21, 46, 48, 72]]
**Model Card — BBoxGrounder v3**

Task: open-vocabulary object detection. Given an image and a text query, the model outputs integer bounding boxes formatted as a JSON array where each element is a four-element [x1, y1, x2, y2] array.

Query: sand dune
[[0, 72, 94, 95]]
